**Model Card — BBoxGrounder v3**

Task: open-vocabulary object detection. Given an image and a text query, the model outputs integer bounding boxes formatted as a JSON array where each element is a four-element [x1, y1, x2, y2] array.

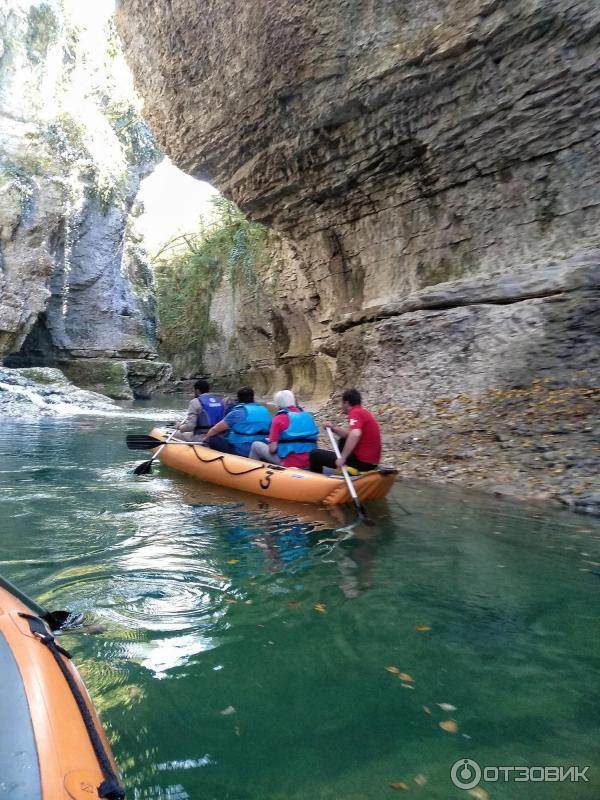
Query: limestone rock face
[[117, 0, 600, 295], [60, 357, 172, 400], [117, 0, 600, 398], [201, 239, 334, 400], [0, 1, 160, 376]]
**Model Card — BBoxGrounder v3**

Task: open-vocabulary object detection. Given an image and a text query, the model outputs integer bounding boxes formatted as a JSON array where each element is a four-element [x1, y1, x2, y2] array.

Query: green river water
[[1, 410, 599, 800]]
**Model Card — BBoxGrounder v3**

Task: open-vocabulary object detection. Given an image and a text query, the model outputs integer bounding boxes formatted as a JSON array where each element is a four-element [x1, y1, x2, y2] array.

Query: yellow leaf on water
[[398, 673, 414, 683], [467, 788, 490, 800], [415, 625, 432, 631], [314, 603, 327, 613], [389, 782, 409, 791], [385, 666, 401, 674], [439, 719, 458, 733], [227, 559, 239, 564]]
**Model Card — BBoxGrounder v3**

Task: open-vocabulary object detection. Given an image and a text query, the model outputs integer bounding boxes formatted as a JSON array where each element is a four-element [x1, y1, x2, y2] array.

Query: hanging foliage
[[153, 196, 271, 362]]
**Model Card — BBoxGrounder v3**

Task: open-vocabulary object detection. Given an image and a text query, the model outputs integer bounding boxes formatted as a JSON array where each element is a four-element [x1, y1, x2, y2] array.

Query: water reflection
[[1, 416, 600, 799]]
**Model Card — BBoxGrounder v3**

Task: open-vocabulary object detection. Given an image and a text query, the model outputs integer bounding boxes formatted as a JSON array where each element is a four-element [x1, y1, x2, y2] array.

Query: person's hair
[[273, 389, 296, 408], [237, 386, 255, 404], [194, 379, 210, 393], [342, 388, 361, 406]]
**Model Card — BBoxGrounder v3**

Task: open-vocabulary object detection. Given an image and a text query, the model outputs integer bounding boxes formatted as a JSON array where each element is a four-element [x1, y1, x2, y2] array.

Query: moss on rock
[[60, 358, 133, 399]]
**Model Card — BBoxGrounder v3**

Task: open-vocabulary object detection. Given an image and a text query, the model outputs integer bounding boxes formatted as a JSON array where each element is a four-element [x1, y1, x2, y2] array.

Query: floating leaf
[[439, 719, 458, 733], [414, 774, 427, 786], [389, 782, 409, 791], [423, 705, 431, 715], [437, 703, 457, 712], [227, 559, 239, 564], [400, 683, 415, 690], [385, 666, 401, 674], [398, 673, 414, 683], [415, 625, 432, 631], [468, 788, 490, 800], [220, 706, 236, 716], [314, 603, 327, 613]]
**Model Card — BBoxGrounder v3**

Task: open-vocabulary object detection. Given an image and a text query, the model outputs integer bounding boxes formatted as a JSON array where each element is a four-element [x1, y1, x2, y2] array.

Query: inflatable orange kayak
[[149, 428, 397, 505], [0, 585, 124, 800]]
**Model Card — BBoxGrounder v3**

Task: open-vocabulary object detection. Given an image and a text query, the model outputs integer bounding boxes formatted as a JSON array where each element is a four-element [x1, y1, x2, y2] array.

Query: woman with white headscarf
[[249, 390, 319, 468]]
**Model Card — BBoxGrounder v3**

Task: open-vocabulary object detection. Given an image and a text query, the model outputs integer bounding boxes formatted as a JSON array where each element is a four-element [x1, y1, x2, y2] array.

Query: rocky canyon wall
[[0, 1, 169, 398], [115, 0, 600, 512], [116, 0, 599, 409]]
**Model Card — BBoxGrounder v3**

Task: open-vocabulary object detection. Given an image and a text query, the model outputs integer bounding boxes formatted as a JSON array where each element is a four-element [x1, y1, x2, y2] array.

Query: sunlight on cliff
[[61, 1, 219, 255], [136, 159, 219, 254]]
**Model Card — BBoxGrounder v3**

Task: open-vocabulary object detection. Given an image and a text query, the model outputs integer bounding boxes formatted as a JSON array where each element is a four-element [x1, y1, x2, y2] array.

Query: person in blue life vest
[[201, 386, 272, 457], [249, 390, 319, 469], [175, 378, 225, 441]]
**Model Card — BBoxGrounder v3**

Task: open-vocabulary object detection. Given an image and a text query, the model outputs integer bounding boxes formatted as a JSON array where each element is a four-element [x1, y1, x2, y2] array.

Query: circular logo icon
[[451, 758, 482, 790]]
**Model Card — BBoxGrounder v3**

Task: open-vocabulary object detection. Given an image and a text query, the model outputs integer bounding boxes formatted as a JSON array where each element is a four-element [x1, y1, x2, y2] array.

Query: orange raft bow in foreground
[[149, 428, 397, 505], [0, 585, 124, 800]]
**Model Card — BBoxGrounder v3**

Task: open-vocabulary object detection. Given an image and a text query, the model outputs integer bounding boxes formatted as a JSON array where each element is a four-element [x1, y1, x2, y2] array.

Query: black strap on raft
[[18, 613, 126, 800], [190, 445, 285, 476]]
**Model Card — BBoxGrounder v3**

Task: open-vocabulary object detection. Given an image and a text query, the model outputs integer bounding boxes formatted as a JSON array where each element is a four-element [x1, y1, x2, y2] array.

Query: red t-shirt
[[347, 406, 381, 465], [269, 407, 310, 469]]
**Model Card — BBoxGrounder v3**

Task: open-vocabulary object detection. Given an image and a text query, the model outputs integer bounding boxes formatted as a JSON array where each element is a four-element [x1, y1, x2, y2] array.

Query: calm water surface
[[1, 412, 599, 800]]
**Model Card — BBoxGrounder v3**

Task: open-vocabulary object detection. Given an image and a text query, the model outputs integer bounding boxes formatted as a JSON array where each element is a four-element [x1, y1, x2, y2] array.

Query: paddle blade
[[45, 610, 84, 631], [354, 499, 375, 526], [126, 434, 163, 450], [133, 458, 154, 475]]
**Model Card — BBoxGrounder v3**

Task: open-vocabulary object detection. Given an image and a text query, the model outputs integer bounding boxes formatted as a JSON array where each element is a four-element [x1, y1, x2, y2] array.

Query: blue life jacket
[[277, 409, 319, 458], [195, 394, 225, 431], [226, 403, 272, 453]]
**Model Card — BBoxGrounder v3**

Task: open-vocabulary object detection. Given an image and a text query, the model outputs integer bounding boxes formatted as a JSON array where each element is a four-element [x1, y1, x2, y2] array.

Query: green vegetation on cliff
[[154, 196, 270, 363]]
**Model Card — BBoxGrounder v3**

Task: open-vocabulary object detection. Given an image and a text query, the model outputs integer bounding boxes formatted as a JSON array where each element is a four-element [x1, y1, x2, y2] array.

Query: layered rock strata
[[117, 0, 600, 507]]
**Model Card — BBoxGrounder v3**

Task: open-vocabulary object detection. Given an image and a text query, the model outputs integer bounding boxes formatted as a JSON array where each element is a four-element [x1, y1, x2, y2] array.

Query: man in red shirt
[[309, 388, 382, 473]]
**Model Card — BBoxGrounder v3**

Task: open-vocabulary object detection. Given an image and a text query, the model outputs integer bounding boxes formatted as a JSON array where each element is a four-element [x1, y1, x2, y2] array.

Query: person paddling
[[249, 390, 319, 468], [309, 388, 381, 474], [202, 386, 272, 456], [175, 378, 225, 441]]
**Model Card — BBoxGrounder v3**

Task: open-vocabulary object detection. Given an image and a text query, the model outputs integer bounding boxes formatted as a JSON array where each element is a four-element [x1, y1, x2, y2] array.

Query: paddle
[[126, 434, 209, 450], [132, 426, 181, 475], [126, 433, 164, 450], [0, 573, 80, 631], [326, 427, 375, 526]]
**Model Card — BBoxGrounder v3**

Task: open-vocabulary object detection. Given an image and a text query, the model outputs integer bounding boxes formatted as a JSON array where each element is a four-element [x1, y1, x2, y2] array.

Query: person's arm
[[202, 419, 229, 441], [267, 418, 281, 455], [323, 420, 349, 439], [336, 428, 362, 468], [177, 399, 199, 433]]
